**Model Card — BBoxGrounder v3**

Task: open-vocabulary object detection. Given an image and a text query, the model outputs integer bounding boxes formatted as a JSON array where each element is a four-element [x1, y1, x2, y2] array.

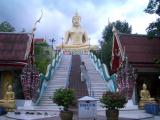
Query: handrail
[[66, 55, 72, 88], [33, 51, 63, 105], [89, 52, 117, 92]]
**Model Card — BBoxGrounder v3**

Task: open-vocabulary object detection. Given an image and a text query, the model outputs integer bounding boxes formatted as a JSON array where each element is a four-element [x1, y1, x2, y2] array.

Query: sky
[[0, 0, 158, 45]]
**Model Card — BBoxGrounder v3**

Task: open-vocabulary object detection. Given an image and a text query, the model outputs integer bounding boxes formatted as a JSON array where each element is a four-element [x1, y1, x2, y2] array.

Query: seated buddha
[[0, 85, 16, 111], [60, 11, 89, 52], [139, 83, 156, 109]]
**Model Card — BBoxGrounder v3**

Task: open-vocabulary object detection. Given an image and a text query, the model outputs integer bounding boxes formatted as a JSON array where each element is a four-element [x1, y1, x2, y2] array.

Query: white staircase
[[33, 55, 71, 111], [34, 55, 71, 110], [81, 55, 107, 110]]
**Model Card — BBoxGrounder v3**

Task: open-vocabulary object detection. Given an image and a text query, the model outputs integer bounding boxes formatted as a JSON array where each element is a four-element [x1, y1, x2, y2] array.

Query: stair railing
[[89, 52, 117, 92], [66, 55, 72, 88], [33, 51, 63, 105]]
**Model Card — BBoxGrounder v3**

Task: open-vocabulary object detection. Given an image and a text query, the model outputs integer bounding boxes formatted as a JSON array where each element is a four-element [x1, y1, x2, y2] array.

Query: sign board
[[78, 96, 98, 119]]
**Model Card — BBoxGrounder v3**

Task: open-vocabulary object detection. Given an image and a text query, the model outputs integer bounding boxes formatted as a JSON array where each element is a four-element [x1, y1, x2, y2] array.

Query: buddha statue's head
[[142, 83, 147, 90], [8, 85, 12, 92], [72, 11, 81, 27]]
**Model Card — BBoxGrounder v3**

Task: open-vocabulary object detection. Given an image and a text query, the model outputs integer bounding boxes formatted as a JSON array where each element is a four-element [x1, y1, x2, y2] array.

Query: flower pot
[[60, 111, 73, 120], [106, 109, 119, 120]]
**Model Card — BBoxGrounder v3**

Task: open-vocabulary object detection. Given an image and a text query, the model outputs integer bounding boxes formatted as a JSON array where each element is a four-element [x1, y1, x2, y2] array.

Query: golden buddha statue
[[140, 83, 151, 101], [58, 11, 90, 53], [139, 83, 156, 109], [0, 85, 16, 111]]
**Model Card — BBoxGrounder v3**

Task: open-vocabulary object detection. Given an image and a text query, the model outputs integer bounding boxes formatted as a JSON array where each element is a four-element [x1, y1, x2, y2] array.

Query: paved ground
[[0, 110, 160, 120]]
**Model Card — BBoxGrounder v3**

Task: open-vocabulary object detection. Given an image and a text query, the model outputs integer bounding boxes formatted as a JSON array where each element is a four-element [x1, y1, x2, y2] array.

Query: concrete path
[[0, 110, 159, 120]]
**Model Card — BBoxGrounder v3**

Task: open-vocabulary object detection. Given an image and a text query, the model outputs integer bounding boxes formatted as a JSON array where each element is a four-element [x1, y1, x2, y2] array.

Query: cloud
[[0, 0, 155, 45], [0, 0, 41, 31]]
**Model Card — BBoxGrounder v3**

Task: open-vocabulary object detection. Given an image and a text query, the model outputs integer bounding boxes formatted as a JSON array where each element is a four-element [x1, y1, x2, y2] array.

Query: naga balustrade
[[89, 52, 117, 92], [33, 51, 63, 105]]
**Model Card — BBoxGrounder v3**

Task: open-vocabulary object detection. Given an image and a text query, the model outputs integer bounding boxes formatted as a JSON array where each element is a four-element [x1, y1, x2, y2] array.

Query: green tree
[[145, 0, 160, 37], [34, 42, 53, 74], [145, 0, 160, 68], [21, 28, 26, 32], [0, 21, 15, 32], [100, 20, 132, 69]]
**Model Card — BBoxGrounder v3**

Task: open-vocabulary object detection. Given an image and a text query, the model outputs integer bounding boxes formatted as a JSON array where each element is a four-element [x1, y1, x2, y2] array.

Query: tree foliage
[[100, 20, 132, 69], [0, 21, 15, 32], [145, 0, 160, 68], [34, 42, 53, 74], [145, 0, 160, 37], [102, 20, 132, 42]]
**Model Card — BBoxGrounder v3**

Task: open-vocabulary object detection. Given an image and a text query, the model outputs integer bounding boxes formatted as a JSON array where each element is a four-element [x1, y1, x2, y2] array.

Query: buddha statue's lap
[[0, 85, 16, 111]]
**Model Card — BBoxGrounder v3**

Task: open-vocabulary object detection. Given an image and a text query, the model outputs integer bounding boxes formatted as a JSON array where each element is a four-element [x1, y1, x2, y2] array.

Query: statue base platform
[[139, 99, 157, 109], [56, 44, 99, 55], [57, 44, 90, 55], [63, 49, 89, 55], [0, 102, 16, 112]]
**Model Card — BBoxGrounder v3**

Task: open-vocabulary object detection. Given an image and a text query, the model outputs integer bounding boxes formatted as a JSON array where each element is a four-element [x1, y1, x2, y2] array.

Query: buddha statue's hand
[[0, 99, 7, 103], [6, 99, 15, 104]]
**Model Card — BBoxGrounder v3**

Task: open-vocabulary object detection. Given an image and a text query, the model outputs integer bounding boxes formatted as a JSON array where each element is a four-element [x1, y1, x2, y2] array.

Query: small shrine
[[111, 27, 160, 104]]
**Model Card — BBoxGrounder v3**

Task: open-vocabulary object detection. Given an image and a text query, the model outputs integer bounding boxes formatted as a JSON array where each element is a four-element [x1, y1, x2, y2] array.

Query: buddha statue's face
[[72, 13, 81, 27], [142, 84, 147, 90], [8, 85, 12, 92]]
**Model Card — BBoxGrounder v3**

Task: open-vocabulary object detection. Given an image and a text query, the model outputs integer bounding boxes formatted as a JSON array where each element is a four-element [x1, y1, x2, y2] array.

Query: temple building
[[0, 32, 33, 99], [111, 28, 160, 103]]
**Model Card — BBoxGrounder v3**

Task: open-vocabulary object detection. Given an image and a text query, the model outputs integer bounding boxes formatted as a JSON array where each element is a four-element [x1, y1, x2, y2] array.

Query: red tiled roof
[[34, 38, 45, 43], [118, 33, 160, 64], [0, 62, 27, 70], [0, 32, 32, 61]]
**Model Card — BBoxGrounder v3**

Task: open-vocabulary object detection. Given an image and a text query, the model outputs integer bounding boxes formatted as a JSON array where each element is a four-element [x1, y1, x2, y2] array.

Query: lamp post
[[50, 38, 56, 58], [100, 50, 102, 62], [99, 39, 103, 62], [61, 37, 64, 50], [50, 38, 55, 51], [89, 38, 91, 52]]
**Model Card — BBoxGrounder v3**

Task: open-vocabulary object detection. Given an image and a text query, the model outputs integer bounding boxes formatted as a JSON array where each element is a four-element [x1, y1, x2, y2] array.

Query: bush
[[100, 91, 127, 110], [51, 88, 75, 111]]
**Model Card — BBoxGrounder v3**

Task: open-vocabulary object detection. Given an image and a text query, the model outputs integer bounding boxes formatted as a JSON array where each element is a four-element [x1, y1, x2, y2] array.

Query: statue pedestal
[[63, 49, 89, 55], [139, 100, 149, 109], [139, 99, 156, 109], [0, 101, 16, 112], [57, 44, 90, 55]]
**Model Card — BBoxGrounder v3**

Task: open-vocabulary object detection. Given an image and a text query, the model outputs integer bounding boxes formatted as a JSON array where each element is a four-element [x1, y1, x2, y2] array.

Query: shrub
[[51, 88, 75, 111], [100, 91, 127, 110]]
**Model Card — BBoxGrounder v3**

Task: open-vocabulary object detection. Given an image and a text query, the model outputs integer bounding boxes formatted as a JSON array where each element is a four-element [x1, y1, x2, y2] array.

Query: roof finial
[[108, 17, 110, 25], [75, 9, 78, 15], [122, 46, 126, 61], [31, 10, 43, 65], [32, 10, 43, 34], [112, 26, 117, 33]]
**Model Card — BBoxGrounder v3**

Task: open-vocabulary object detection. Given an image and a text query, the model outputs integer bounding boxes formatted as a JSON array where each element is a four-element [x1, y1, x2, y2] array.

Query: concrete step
[[37, 55, 72, 109], [39, 100, 54, 104], [81, 55, 108, 110]]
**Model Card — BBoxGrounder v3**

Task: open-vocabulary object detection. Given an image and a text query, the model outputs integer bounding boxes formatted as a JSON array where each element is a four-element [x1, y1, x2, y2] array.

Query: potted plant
[[100, 91, 127, 120], [51, 88, 76, 120]]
